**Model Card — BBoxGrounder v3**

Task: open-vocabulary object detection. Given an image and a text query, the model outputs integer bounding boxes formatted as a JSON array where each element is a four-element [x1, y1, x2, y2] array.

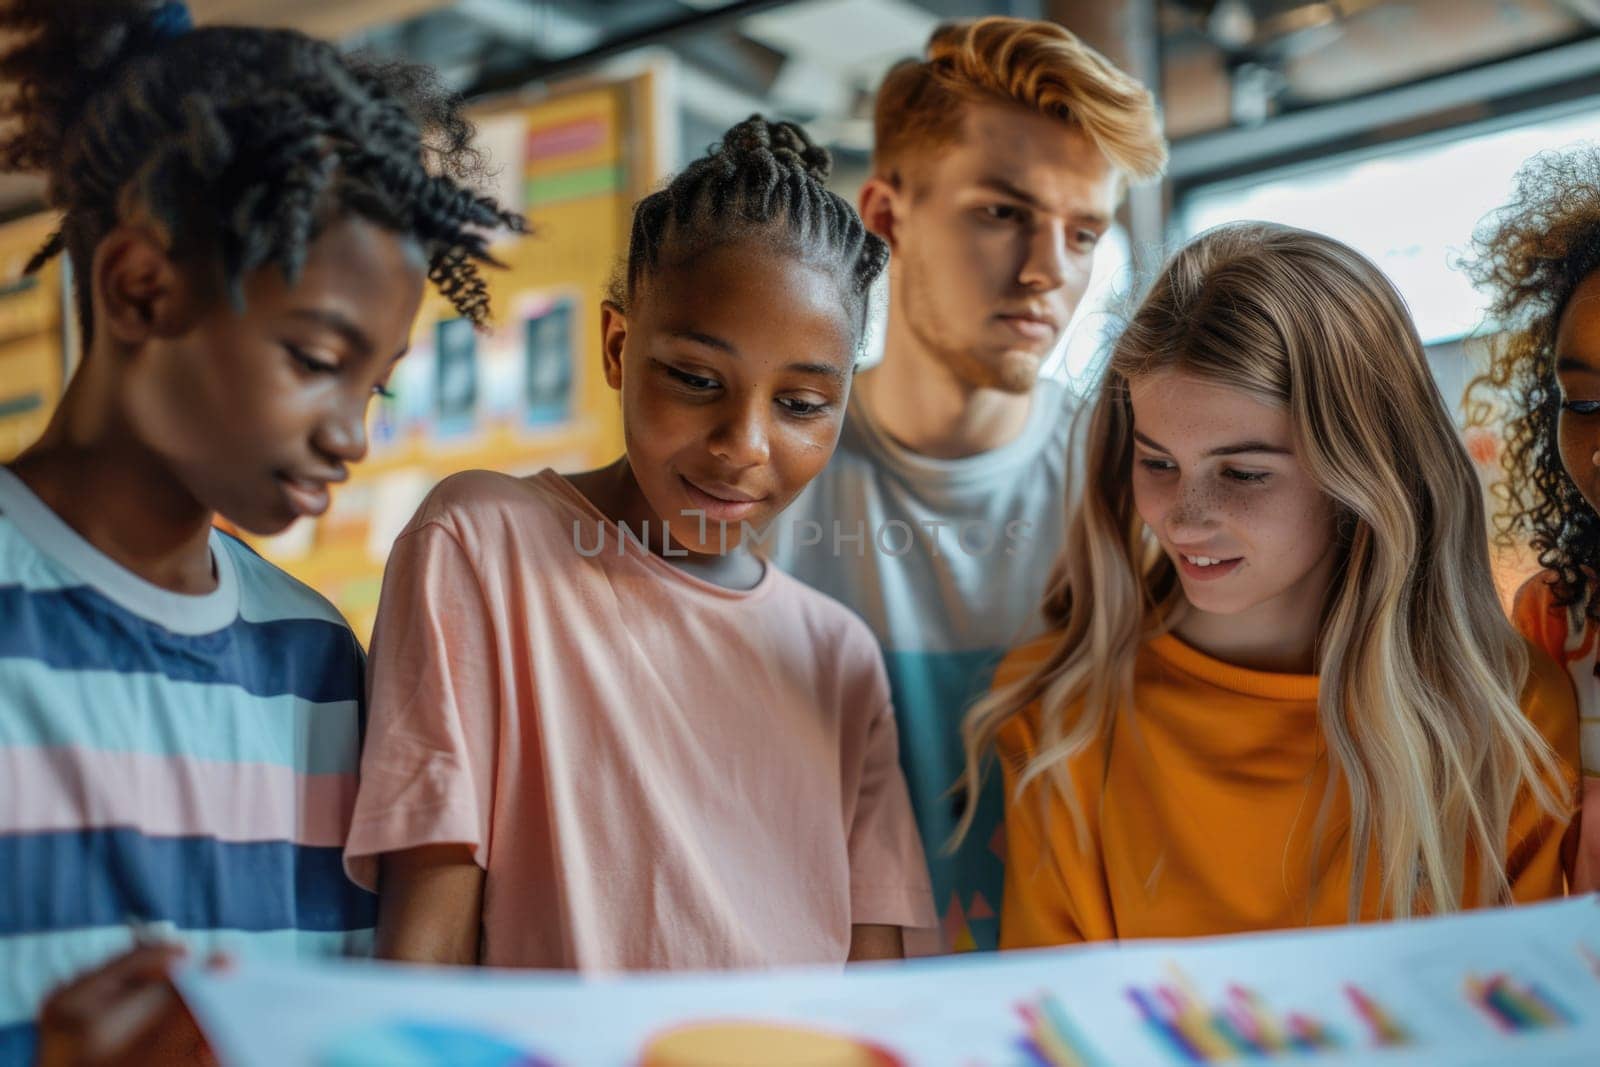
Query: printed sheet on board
[[180, 896, 1600, 1066]]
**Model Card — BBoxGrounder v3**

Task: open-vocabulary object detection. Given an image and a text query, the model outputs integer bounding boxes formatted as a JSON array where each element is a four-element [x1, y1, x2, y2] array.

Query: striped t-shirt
[[0, 467, 374, 1065]]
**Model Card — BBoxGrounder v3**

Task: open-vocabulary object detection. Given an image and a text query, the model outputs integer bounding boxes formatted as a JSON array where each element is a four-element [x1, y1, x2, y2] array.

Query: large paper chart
[[179, 897, 1600, 1066]]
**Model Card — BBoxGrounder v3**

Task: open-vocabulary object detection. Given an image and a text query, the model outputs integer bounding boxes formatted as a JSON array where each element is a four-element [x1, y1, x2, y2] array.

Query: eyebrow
[[667, 330, 848, 384], [286, 307, 389, 359], [975, 176, 1111, 227], [790, 362, 848, 384], [1557, 356, 1600, 375], [670, 329, 734, 353], [1134, 430, 1292, 458]]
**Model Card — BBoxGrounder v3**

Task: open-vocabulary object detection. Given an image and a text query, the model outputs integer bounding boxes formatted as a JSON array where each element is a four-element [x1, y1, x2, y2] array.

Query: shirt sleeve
[[847, 694, 939, 932], [996, 713, 1083, 949], [1506, 642, 1581, 902], [344, 520, 502, 891]]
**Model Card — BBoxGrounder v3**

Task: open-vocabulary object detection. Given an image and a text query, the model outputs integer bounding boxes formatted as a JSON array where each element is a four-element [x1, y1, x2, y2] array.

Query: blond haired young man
[[772, 17, 1166, 953]]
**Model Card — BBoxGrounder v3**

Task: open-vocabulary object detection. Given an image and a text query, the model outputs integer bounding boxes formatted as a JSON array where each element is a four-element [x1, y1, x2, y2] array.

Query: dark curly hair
[[1464, 146, 1600, 622], [0, 0, 524, 342], [617, 114, 888, 344]]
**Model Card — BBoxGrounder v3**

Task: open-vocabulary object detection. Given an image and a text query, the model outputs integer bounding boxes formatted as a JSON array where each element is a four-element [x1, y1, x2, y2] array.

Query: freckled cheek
[[1194, 493, 1247, 538], [1170, 483, 1260, 544]]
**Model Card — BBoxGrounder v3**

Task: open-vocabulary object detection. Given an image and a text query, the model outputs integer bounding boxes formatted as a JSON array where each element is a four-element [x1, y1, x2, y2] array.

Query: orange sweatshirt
[[995, 632, 1579, 947]]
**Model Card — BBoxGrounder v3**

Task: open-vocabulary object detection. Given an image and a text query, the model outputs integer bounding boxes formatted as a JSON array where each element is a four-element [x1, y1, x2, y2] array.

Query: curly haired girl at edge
[[1466, 146, 1600, 892], [345, 116, 937, 970], [960, 222, 1577, 946]]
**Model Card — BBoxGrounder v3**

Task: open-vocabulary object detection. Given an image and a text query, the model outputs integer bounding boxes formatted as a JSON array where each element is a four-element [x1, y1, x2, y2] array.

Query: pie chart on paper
[[640, 1021, 906, 1067], [317, 1020, 558, 1067]]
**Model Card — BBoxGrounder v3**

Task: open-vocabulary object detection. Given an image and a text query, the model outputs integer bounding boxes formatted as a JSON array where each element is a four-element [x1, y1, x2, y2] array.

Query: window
[[1181, 103, 1600, 345]]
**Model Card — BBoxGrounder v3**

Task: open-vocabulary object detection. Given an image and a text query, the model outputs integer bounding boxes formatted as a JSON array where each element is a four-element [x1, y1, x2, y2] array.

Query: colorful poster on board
[[434, 316, 481, 440], [520, 291, 577, 429], [525, 106, 619, 210], [179, 896, 1600, 1066]]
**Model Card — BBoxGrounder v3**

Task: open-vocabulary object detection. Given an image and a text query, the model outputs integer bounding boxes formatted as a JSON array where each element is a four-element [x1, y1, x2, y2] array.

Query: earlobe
[[600, 301, 627, 391], [92, 225, 189, 346]]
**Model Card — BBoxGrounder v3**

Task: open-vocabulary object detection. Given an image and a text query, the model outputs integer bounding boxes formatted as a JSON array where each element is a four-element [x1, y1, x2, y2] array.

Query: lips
[[1174, 550, 1243, 581], [276, 471, 342, 519], [679, 475, 767, 523], [994, 309, 1060, 341]]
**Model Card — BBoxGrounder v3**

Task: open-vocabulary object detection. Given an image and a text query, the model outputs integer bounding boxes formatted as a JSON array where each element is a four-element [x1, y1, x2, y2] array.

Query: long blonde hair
[[959, 222, 1563, 919]]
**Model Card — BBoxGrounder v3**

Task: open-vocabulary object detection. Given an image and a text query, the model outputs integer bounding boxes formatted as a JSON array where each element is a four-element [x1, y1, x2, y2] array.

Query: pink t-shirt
[[346, 469, 935, 971]]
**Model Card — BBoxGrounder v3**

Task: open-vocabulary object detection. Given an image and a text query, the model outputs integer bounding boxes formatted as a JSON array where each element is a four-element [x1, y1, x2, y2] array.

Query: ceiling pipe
[[465, 0, 803, 100]]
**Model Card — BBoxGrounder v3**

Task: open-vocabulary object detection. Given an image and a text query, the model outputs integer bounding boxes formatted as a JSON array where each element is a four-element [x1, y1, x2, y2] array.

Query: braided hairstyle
[[619, 115, 887, 346], [1463, 147, 1600, 622], [0, 0, 524, 344]]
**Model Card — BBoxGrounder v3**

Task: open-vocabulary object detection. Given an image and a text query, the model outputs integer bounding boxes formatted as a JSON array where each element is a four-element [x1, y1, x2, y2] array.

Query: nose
[[314, 396, 370, 466], [1164, 479, 1218, 541], [708, 399, 770, 469], [1017, 219, 1070, 292]]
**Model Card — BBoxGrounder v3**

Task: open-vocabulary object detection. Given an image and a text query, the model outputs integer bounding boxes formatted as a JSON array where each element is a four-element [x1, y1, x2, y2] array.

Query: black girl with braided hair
[[0, 2, 519, 1063], [1465, 146, 1600, 893], [347, 115, 938, 972]]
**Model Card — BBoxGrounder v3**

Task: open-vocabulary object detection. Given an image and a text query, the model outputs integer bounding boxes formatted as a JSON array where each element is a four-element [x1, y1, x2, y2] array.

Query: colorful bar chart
[[1116, 967, 1410, 1062], [1464, 974, 1576, 1033], [1016, 993, 1100, 1067], [1342, 983, 1410, 1046]]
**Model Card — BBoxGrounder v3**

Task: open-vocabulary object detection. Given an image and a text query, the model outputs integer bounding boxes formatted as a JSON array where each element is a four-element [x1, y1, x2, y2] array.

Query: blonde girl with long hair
[[961, 222, 1579, 946]]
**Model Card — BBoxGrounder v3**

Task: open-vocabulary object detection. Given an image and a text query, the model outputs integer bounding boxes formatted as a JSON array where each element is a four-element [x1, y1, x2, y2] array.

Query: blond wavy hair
[[958, 222, 1563, 919], [873, 16, 1167, 187]]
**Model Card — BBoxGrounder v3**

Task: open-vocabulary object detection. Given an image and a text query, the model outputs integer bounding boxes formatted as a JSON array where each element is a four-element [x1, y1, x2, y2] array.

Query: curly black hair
[[0, 0, 524, 341], [617, 114, 888, 344], [1463, 146, 1600, 621]]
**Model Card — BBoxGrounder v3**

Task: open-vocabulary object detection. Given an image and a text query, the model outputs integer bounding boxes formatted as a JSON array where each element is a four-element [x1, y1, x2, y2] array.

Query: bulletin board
[[247, 70, 662, 640], [0, 214, 67, 463]]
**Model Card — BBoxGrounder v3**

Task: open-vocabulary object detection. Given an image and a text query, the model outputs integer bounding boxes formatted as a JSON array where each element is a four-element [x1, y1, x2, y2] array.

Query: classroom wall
[[0, 215, 68, 464]]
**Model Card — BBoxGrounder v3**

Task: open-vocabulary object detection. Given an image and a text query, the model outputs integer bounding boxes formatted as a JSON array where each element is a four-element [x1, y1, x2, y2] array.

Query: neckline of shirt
[[845, 376, 1072, 486], [533, 468, 778, 603], [0, 465, 241, 635], [1148, 631, 1321, 703]]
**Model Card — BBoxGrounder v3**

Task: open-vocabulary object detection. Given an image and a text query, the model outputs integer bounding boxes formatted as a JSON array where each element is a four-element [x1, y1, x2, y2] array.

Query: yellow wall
[[0, 215, 66, 463]]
